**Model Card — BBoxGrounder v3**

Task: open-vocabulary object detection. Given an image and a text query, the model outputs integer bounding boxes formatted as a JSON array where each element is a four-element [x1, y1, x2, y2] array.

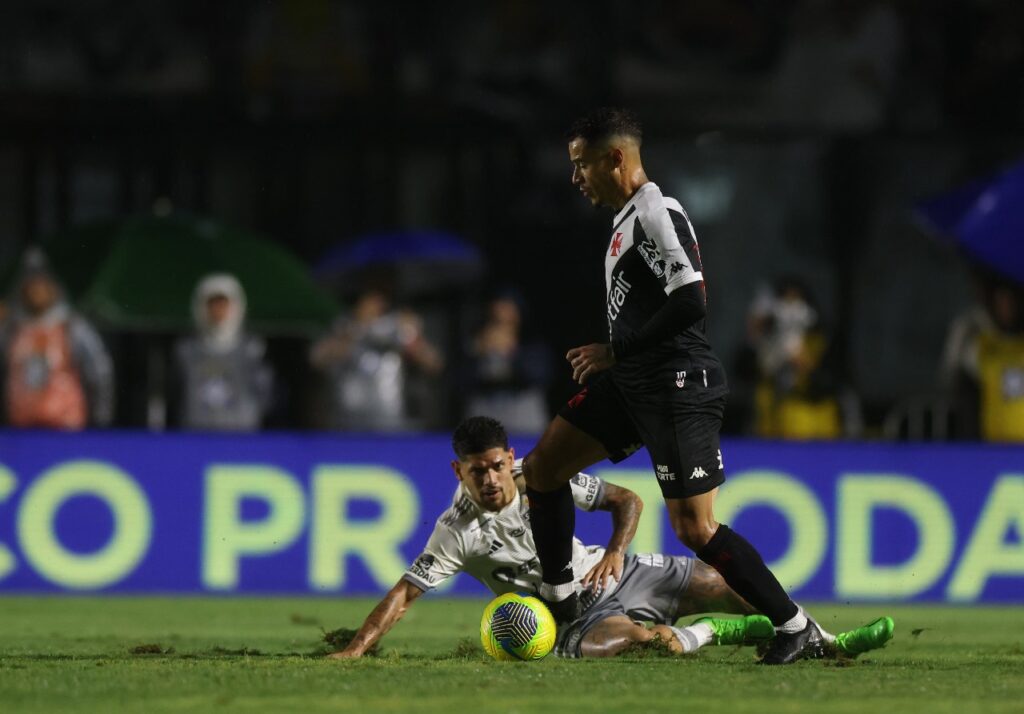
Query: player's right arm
[[331, 517, 466, 659], [330, 580, 425, 659], [578, 478, 643, 591]]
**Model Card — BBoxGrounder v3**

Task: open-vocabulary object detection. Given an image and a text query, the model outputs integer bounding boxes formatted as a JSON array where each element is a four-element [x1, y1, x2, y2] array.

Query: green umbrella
[[36, 215, 339, 335]]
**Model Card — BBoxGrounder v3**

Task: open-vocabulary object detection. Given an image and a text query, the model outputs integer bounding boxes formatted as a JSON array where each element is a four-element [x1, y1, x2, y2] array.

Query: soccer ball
[[480, 592, 557, 661]]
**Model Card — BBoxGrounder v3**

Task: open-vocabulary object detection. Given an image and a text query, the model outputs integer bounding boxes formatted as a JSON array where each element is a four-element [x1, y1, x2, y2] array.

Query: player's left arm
[[568, 283, 706, 383], [579, 480, 643, 591], [569, 195, 707, 384]]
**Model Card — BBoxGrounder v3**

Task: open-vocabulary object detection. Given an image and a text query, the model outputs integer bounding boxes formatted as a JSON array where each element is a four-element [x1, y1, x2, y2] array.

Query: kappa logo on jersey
[[656, 464, 676, 481], [676, 371, 686, 388], [669, 261, 686, 277], [636, 234, 666, 278], [690, 466, 708, 479], [606, 270, 633, 324], [610, 232, 623, 256]]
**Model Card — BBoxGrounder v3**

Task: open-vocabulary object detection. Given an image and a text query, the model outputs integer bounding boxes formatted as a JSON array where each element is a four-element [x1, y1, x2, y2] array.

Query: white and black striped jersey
[[402, 459, 618, 604], [605, 182, 726, 396]]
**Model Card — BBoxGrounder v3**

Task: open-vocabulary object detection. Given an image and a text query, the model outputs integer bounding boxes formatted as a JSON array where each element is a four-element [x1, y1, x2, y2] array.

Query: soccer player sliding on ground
[[522, 107, 830, 664], [330, 417, 893, 660]]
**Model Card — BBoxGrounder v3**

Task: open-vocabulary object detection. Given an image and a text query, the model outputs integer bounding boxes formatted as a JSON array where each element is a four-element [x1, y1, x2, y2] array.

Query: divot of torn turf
[[618, 634, 678, 659], [315, 627, 383, 657], [207, 647, 265, 657], [438, 638, 485, 661], [129, 644, 174, 656]]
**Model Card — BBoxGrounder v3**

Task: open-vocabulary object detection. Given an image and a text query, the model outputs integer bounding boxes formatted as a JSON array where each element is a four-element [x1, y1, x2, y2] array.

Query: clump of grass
[[207, 646, 264, 657], [315, 627, 382, 657], [619, 633, 677, 659], [129, 644, 174, 655], [440, 638, 483, 661]]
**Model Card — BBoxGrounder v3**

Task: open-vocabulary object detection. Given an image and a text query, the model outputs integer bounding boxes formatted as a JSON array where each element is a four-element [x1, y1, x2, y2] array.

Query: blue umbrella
[[916, 160, 1024, 284], [314, 230, 483, 295]]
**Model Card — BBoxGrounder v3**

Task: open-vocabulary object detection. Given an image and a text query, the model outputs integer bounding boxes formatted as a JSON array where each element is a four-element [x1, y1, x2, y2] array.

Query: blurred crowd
[[0, 0, 1022, 442], [1, 243, 1022, 443]]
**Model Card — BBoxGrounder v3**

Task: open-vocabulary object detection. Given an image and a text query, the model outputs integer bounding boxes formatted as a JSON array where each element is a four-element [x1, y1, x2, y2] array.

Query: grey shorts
[[553, 553, 695, 658]]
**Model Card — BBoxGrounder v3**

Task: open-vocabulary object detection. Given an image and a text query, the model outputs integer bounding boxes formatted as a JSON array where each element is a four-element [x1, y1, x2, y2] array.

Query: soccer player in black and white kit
[[522, 108, 825, 664]]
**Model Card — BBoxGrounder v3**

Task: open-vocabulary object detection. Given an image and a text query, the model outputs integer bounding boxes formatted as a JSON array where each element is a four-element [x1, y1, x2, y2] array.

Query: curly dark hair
[[566, 107, 643, 145], [451, 416, 509, 460]]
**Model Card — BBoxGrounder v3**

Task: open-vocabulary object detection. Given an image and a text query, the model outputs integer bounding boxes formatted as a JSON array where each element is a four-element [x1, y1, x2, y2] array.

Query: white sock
[[539, 582, 575, 601], [668, 623, 714, 654], [777, 607, 808, 634]]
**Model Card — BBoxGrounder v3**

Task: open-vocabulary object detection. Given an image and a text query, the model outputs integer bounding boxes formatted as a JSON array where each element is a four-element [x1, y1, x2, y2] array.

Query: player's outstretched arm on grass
[[581, 482, 643, 592], [328, 580, 425, 659]]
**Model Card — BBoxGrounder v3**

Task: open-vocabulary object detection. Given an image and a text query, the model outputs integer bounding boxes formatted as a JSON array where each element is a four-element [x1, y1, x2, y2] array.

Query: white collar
[[612, 181, 657, 226]]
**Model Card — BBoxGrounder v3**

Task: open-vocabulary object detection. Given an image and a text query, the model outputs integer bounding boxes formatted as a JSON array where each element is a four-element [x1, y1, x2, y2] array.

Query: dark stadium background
[[0, 0, 1021, 433]]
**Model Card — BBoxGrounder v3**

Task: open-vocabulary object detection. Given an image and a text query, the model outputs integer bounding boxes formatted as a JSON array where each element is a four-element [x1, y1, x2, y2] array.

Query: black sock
[[696, 524, 798, 626], [525, 484, 575, 586]]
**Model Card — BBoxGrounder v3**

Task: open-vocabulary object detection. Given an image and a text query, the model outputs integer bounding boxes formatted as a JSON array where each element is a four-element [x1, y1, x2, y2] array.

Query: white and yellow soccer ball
[[480, 592, 557, 661]]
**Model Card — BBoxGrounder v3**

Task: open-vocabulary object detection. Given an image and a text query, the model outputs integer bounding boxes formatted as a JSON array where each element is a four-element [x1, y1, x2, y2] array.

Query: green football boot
[[693, 614, 775, 646], [835, 616, 895, 657]]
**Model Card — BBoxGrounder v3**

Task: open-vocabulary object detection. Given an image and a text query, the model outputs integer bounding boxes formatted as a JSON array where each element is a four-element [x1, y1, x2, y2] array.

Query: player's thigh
[[615, 554, 695, 624], [673, 560, 755, 618], [523, 416, 609, 490], [624, 394, 725, 505], [579, 615, 653, 658], [525, 376, 635, 490]]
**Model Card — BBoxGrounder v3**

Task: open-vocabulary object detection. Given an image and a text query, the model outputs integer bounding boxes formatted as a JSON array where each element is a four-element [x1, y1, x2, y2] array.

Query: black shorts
[[558, 372, 726, 499]]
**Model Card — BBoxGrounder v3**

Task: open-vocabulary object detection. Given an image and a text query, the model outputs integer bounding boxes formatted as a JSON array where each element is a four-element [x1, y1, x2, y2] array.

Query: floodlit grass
[[0, 597, 1021, 713]]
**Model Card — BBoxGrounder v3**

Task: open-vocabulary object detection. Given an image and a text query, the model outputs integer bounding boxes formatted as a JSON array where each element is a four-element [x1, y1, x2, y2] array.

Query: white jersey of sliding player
[[402, 459, 617, 606]]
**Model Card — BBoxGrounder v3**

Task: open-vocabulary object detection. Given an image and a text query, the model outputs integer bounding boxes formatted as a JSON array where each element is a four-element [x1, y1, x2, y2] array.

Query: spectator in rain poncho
[[174, 274, 273, 431], [0, 249, 113, 429]]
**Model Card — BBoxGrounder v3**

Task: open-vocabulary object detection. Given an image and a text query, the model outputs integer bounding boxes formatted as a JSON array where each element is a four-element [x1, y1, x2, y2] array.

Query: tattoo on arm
[[599, 482, 643, 554]]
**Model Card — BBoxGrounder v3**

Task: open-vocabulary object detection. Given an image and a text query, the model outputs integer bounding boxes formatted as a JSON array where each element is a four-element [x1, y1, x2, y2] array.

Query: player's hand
[[580, 550, 624, 592], [567, 343, 616, 384]]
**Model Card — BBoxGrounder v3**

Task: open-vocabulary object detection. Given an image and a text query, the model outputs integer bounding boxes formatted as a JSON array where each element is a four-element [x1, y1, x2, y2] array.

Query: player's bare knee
[[669, 514, 718, 551], [522, 450, 576, 491], [671, 520, 705, 551], [522, 451, 557, 491]]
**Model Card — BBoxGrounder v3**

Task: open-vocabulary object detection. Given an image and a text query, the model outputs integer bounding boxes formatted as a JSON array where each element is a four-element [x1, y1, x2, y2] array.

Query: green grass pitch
[[0, 597, 1021, 713]]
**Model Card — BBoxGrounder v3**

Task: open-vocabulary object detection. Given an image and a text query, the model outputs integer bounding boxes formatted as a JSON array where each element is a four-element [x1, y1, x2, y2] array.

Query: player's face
[[453, 447, 517, 512], [568, 137, 620, 208]]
